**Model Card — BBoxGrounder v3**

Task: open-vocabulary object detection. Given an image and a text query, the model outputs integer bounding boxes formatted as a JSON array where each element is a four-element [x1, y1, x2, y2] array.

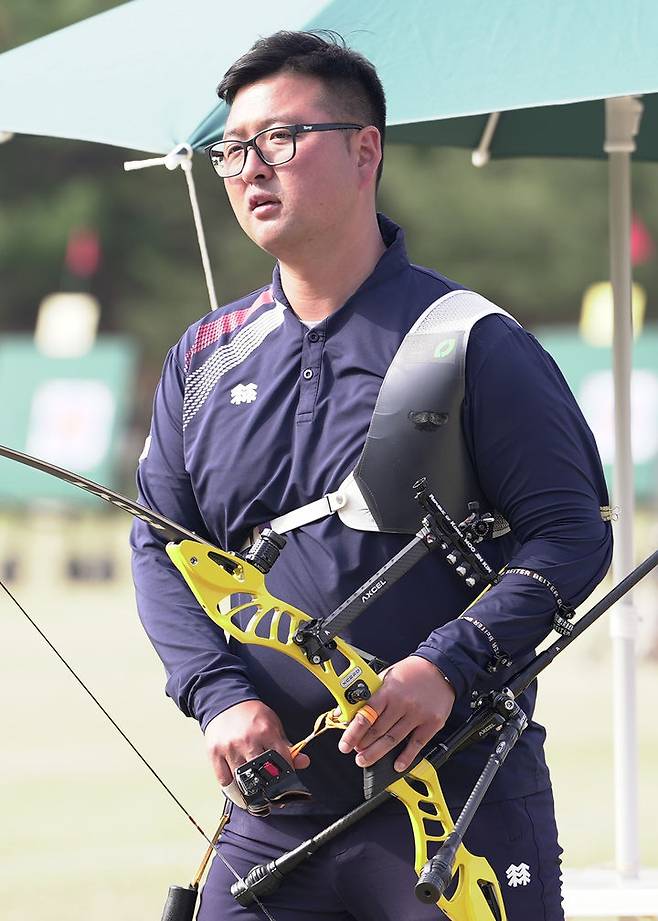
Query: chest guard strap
[[267, 290, 514, 540]]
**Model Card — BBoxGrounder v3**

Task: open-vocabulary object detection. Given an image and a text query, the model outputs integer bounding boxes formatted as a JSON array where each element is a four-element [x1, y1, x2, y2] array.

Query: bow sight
[[291, 477, 500, 672]]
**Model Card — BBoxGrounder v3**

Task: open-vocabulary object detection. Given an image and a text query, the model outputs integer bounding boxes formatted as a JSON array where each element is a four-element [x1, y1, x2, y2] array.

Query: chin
[[248, 222, 300, 259]]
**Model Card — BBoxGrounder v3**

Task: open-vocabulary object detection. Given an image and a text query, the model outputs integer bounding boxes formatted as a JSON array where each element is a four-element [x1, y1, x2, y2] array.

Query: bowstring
[[0, 578, 278, 921]]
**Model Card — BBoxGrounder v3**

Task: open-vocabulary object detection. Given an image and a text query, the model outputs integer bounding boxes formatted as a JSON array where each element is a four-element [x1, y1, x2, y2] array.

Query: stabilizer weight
[[231, 860, 286, 906], [160, 884, 198, 921], [415, 832, 460, 903]]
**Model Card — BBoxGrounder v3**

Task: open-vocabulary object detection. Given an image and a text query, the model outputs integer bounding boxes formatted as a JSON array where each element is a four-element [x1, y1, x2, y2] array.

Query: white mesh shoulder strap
[[406, 288, 515, 338]]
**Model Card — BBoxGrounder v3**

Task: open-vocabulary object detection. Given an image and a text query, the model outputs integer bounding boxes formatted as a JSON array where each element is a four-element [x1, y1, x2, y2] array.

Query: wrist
[[411, 654, 454, 692]]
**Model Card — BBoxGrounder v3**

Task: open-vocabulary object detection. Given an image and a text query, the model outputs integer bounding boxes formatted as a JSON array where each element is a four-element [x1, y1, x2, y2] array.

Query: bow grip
[[362, 741, 407, 799]]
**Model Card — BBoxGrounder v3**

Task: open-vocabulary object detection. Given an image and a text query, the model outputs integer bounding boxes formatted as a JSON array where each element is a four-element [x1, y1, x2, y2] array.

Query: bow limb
[[169, 540, 507, 921], [388, 761, 506, 920]]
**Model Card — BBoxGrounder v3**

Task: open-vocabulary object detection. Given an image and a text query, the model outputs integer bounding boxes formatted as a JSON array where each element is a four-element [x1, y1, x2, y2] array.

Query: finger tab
[[358, 704, 379, 726]]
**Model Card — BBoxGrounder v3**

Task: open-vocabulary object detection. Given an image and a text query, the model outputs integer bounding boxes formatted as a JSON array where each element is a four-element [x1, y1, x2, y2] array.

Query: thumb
[[273, 738, 311, 771], [288, 738, 311, 770], [292, 751, 311, 770]]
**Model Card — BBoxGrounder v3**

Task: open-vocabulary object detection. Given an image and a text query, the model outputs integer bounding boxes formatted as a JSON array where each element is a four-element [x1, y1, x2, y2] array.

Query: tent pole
[[604, 95, 643, 881]]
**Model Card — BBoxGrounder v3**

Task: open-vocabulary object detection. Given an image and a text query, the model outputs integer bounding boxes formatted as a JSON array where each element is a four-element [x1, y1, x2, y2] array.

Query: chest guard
[[266, 290, 514, 541], [350, 289, 513, 536]]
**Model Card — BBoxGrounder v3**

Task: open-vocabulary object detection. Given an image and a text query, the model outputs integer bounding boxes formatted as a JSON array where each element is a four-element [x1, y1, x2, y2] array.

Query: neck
[[278, 212, 387, 323]]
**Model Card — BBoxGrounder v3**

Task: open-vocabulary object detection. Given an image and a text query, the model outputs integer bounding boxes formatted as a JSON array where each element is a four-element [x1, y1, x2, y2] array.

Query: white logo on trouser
[[506, 863, 531, 887]]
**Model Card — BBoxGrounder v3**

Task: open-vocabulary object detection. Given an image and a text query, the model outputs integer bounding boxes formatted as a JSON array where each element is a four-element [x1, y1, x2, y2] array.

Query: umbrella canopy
[[0, 0, 327, 153], [1, 0, 658, 157]]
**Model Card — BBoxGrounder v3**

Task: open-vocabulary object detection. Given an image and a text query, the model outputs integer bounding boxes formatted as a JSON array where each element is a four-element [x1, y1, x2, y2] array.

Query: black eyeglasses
[[206, 123, 363, 179]]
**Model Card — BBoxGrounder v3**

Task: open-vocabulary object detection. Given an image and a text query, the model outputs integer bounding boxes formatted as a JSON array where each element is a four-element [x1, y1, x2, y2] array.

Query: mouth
[[248, 193, 281, 215]]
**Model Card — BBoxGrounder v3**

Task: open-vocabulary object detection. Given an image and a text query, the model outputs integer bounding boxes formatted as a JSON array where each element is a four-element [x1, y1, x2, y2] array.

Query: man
[[131, 31, 612, 921]]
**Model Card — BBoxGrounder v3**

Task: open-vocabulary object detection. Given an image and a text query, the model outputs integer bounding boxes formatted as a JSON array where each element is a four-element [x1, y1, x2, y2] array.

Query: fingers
[[204, 700, 311, 787], [354, 715, 429, 771], [212, 740, 267, 784], [210, 753, 234, 786], [363, 721, 439, 772], [338, 656, 457, 774], [392, 732, 432, 774], [343, 710, 440, 772], [338, 702, 384, 754], [268, 737, 309, 773], [291, 751, 311, 771]]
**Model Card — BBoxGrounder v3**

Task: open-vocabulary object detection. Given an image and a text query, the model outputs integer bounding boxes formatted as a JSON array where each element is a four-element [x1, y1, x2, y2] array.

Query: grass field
[[2, 517, 658, 920]]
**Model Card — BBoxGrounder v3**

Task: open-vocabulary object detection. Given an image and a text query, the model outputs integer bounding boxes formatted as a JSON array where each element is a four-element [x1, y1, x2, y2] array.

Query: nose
[[241, 144, 273, 183]]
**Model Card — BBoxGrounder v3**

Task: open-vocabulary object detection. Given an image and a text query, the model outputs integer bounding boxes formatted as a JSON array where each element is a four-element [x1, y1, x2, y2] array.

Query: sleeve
[[413, 315, 613, 698], [130, 346, 260, 730]]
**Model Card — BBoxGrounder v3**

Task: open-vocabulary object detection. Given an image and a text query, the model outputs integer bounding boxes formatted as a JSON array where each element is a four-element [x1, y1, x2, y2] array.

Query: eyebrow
[[223, 115, 302, 139]]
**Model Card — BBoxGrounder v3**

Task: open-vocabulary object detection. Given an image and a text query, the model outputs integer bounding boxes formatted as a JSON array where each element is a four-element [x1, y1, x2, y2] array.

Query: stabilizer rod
[[416, 699, 527, 904], [230, 547, 658, 907]]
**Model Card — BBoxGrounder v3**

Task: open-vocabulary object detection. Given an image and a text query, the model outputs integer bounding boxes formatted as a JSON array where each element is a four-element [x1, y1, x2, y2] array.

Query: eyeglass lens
[[211, 127, 295, 177]]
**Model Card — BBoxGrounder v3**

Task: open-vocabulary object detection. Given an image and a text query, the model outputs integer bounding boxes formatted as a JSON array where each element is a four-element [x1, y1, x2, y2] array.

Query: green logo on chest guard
[[434, 338, 456, 359]]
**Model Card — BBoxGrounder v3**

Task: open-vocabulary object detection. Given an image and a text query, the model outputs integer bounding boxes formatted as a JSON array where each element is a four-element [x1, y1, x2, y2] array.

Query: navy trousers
[[197, 788, 564, 921]]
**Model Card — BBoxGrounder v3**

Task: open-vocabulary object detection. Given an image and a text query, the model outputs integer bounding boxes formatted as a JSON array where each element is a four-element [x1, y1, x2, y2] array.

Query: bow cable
[[0, 577, 278, 921]]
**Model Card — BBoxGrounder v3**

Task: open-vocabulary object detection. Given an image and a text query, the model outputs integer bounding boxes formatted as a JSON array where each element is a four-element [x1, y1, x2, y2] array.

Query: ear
[[355, 126, 382, 188]]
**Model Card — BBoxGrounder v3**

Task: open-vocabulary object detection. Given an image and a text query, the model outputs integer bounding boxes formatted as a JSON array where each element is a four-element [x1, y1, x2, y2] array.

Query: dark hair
[[217, 31, 386, 184]]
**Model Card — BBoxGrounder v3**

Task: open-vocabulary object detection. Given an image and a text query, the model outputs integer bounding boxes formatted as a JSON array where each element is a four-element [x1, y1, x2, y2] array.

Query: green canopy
[[1, 0, 658, 158], [0, 0, 327, 153]]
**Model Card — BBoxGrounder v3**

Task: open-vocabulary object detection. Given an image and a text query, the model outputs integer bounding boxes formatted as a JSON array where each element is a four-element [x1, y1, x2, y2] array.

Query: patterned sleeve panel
[[130, 342, 260, 730], [181, 288, 282, 429]]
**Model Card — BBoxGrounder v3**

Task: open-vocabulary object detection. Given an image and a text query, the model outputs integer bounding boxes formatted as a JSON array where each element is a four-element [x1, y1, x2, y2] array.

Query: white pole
[[124, 143, 219, 312], [604, 95, 643, 880]]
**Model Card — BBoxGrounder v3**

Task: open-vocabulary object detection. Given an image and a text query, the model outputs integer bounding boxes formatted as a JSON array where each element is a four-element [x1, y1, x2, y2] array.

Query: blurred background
[[1, 2, 658, 920]]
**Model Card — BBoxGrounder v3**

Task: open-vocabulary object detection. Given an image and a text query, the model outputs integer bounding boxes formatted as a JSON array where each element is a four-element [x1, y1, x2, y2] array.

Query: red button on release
[[262, 761, 281, 777]]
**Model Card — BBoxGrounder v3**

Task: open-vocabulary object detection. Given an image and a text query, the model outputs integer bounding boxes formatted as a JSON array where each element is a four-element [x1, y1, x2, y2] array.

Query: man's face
[[222, 71, 365, 259]]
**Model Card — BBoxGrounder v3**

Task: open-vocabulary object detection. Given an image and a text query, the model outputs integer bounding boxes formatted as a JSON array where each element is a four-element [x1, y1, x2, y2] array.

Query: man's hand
[[204, 699, 310, 785], [338, 656, 455, 774]]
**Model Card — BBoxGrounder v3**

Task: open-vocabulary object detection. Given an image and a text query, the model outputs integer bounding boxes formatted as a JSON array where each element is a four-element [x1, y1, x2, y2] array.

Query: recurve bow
[[0, 443, 504, 920]]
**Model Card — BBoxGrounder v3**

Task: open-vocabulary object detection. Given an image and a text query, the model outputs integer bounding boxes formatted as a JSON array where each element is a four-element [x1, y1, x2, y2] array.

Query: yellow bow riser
[[389, 763, 506, 920], [167, 540, 507, 921]]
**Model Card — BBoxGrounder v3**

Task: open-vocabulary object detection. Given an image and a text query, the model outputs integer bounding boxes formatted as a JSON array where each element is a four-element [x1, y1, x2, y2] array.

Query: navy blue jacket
[[131, 216, 612, 812]]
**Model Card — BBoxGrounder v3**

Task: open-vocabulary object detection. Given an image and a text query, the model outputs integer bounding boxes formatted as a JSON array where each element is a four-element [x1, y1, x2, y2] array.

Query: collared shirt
[[131, 215, 611, 812]]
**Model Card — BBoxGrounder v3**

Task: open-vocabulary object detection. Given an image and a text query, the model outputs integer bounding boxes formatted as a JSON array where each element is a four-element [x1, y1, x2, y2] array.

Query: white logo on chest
[[230, 383, 258, 405], [506, 863, 531, 887]]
